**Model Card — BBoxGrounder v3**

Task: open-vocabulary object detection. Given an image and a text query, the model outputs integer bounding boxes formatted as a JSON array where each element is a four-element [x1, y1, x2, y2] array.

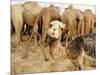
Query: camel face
[[48, 20, 65, 39]]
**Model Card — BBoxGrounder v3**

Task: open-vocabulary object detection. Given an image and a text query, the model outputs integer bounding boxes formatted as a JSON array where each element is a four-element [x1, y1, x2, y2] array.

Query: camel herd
[[11, 1, 96, 70]]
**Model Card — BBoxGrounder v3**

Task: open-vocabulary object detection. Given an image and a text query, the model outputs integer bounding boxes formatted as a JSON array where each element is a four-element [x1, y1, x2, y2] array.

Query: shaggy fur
[[66, 33, 96, 69]]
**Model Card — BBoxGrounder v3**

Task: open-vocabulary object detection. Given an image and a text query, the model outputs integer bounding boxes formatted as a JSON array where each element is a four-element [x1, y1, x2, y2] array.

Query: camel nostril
[[52, 33, 54, 35]]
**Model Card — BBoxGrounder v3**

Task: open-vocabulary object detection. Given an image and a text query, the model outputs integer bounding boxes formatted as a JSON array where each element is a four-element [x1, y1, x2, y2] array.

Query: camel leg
[[78, 48, 84, 70], [65, 31, 70, 47], [22, 16, 39, 59], [40, 15, 51, 61], [22, 27, 35, 59], [12, 18, 23, 46]]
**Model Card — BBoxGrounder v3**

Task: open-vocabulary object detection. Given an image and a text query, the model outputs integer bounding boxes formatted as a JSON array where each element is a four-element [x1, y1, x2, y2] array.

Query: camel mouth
[[47, 35, 59, 43]]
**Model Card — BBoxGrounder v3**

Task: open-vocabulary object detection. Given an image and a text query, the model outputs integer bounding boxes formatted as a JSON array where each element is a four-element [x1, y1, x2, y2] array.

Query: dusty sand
[[11, 35, 95, 74], [11, 34, 76, 74]]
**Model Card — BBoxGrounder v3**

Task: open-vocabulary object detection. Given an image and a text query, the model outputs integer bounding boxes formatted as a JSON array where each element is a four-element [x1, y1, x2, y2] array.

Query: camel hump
[[24, 1, 38, 5], [49, 4, 55, 7], [68, 5, 74, 9]]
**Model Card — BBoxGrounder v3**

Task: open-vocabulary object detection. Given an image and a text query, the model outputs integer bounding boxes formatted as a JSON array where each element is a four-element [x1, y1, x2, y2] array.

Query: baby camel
[[66, 33, 96, 70], [46, 20, 67, 61]]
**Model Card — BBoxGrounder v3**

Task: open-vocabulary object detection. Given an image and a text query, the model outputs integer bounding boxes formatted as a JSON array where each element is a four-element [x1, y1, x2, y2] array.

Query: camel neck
[[49, 39, 60, 50]]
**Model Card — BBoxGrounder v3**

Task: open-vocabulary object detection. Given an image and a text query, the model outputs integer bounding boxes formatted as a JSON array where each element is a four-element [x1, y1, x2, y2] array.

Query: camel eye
[[61, 27, 64, 31], [50, 24, 53, 28], [54, 29, 56, 31]]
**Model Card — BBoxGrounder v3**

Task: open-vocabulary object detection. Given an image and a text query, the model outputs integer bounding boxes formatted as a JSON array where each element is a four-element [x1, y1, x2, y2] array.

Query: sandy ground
[[11, 34, 76, 74], [11, 35, 95, 74]]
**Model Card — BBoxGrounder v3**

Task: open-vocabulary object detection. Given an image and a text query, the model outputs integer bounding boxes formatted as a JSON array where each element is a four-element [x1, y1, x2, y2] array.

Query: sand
[[11, 35, 77, 74]]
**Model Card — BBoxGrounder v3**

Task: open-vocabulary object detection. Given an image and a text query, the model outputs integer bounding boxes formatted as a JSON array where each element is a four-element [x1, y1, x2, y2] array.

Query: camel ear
[[50, 21, 56, 26], [49, 4, 54, 7], [59, 23, 65, 30], [68, 5, 74, 9]]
